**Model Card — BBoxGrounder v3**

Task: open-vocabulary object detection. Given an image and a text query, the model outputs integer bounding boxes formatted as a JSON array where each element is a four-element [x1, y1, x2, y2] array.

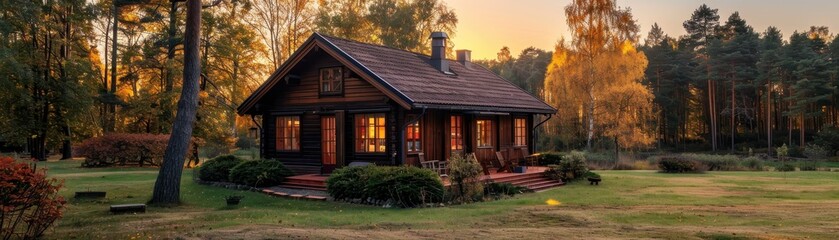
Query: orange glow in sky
[[446, 0, 839, 60]]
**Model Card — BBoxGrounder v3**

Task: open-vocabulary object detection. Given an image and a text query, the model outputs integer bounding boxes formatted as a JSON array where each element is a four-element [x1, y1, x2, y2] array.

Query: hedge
[[326, 165, 444, 208], [76, 134, 197, 167], [228, 159, 293, 187], [658, 157, 705, 173]]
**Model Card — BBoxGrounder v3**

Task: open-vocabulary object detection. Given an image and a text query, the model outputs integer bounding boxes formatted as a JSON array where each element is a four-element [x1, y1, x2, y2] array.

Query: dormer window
[[320, 67, 343, 95]]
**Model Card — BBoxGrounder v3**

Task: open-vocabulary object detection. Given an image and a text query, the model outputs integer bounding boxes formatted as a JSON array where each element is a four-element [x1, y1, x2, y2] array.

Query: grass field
[[39, 160, 839, 239]]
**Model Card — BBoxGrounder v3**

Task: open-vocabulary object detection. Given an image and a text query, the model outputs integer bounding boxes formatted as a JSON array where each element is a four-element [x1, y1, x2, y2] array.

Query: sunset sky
[[447, 0, 839, 60]]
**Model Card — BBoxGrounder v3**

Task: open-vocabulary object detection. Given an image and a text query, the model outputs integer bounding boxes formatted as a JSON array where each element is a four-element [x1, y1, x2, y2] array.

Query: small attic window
[[320, 67, 343, 95]]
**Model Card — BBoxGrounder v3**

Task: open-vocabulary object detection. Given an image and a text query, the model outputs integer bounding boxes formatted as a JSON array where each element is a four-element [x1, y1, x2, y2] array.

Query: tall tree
[[316, 0, 457, 55], [757, 26, 784, 153], [150, 0, 201, 205], [544, 0, 653, 152], [708, 12, 760, 152], [683, 4, 721, 151], [563, 0, 640, 150], [250, 0, 315, 69], [0, 0, 99, 160]]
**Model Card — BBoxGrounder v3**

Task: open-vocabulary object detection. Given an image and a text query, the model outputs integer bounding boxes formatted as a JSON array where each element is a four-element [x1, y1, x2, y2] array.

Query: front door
[[475, 118, 499, 172], [321, 115, 337, 174]]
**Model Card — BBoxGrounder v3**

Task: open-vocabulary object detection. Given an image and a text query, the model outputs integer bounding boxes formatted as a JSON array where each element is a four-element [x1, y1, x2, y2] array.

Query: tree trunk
[[161, 0, 179, 133], [731, 77, 735, 153], [150, 0, 201, 205], [107, 4, 119, 133], [766, 77, 772, 155]]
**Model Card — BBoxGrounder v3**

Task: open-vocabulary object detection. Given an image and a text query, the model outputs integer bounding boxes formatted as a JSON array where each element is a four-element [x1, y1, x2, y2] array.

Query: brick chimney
[[456, 49, 471, 69], [430, 32, 450, 73]]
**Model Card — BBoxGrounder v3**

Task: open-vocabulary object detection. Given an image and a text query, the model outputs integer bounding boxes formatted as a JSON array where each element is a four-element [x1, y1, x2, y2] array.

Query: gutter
[[532, 113, 553, 153]]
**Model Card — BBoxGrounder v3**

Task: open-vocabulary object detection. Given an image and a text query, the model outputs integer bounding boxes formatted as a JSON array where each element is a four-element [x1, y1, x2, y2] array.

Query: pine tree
[[683, 4, 721, 151]]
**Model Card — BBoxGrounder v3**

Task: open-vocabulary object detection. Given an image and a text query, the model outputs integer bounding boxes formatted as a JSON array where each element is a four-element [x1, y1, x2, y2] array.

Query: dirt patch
[[53, 170, 158, 178], [635, 186, 751, 197]]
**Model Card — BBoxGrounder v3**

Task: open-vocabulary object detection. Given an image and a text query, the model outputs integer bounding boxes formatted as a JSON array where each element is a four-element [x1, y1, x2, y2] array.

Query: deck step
[[529, 182, 565, 192], [281, 181, 327, 188], [278, 184, 327, 191]]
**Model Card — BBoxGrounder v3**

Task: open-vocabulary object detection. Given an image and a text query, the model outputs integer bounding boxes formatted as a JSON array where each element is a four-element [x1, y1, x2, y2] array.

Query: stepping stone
[[304, 196, 327, 201], [271, 192, 289, 197], [289, 194, 304, 199], [75, 191, 106, 199], [110, 204, 146, 214], [261, 189, 275, 194]]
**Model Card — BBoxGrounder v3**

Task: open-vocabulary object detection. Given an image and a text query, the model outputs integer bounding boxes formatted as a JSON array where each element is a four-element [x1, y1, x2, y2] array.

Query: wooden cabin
[[237, 32, 556, 175]]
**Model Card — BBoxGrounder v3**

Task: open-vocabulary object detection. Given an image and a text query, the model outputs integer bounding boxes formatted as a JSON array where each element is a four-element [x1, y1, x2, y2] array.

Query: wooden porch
[[279, 166, 563, 192]]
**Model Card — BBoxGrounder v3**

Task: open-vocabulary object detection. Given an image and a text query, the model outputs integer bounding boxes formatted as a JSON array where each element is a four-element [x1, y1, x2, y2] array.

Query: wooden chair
[[495, 151, 516, 173], [519, 147, 538, 166], [420, 159, 438, 171]]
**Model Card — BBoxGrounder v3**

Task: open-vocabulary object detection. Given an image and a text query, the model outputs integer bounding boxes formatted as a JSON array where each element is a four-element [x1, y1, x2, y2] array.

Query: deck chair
[[495, 151, 516, 173], [519, 147, 538, 166]]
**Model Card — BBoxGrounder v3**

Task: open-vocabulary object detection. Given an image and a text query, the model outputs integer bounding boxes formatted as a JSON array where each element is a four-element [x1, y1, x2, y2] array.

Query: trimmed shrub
[[77, 134, 197, 167], [537, 152, 564, 166], [776, 164, 796, 172], [484, 182, 529, 198], [326, 165, 444, 208], [326, 165, 376, 201], [446, 153, 484, 203], [364, 166, 444, 208], [198, 155, 244, 182], [1, 157, 65, 239], [584, 171, 601, 179], [228, 159, 293, 187], [658, 157, 705, 173], [544, 151, 589, 181]]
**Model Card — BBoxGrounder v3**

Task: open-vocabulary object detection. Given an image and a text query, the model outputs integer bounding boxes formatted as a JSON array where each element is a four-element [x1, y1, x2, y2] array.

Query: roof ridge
[[314, 32, 464, 61]]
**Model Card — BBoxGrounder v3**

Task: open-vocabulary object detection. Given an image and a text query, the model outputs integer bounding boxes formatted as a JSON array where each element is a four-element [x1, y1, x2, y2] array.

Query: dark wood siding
[[265, 50, 386, 107], [259, 50, 393, 174]]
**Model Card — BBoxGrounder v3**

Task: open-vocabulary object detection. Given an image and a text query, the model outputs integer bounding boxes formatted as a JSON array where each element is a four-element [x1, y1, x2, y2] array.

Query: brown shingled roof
[[238, 33, 556, 115]]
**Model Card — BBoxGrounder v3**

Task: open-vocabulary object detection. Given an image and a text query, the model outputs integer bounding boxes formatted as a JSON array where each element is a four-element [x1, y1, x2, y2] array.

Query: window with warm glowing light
[[355, 113, 386, 153], [477, 119, 492, 147], [514, 118, 527, 146], [406, 120, 421, 152], [450, 115, 463, 151], [275, 116, 300, 151]]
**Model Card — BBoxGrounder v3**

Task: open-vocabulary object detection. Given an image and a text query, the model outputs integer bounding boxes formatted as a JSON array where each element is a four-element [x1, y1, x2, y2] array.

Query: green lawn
[[41, 160, 839, 239]]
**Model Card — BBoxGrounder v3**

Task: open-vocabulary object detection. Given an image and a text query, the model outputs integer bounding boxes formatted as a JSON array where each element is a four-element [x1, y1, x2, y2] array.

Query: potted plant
[[585, 171, 601, 185], [225, 195, 244, 205]]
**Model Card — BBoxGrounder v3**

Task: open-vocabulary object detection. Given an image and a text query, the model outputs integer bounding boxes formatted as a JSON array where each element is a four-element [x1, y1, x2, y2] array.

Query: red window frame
[[450, 115, 463, 151], [275, 116, 300, 151]]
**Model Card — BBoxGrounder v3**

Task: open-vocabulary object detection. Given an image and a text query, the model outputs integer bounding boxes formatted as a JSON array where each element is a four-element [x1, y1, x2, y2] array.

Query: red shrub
[[76, 134, 197, 167], [0, 157, 65, 239]]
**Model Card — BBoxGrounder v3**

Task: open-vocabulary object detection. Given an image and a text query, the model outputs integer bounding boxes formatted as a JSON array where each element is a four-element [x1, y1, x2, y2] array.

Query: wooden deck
[[279, 166, 563, 192]]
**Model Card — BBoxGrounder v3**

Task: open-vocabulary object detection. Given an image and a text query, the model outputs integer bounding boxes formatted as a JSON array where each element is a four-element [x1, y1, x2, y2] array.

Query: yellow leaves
[[545, 199, 561, 206]]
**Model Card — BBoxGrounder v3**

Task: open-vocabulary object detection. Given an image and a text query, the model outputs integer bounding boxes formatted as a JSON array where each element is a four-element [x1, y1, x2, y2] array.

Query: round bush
[[326, 165, 375, 201], [228, 160, 293, 187], [198, 155, 243, 182], [364, 166, 444, 208]]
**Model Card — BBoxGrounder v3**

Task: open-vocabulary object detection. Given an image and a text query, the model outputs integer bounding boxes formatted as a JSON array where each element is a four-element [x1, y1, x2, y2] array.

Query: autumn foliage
[[76, 134, 198, 167], [0, 157, 65, 239]]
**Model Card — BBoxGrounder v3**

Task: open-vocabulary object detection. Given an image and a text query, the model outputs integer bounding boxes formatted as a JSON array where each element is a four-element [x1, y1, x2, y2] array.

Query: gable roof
[[238, 33, 556, 115]]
